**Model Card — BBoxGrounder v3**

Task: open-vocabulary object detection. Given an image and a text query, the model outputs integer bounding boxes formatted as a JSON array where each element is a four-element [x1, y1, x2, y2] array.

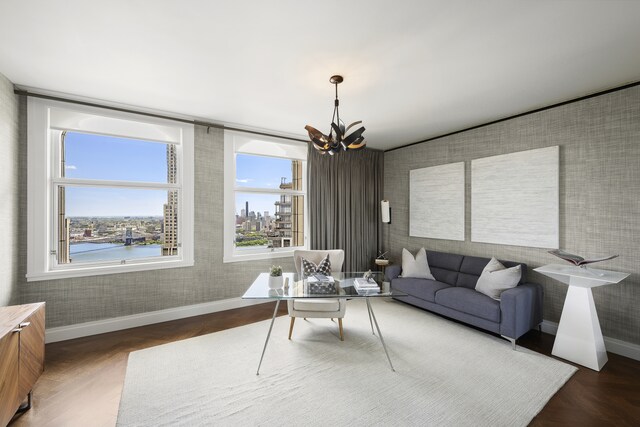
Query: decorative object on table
[[548, 249, 618, 267], [301, 255, 331, 276], [304, 75, 366, 155], [354, 276, 380, 295], [283, 277, 289, 293], [306, 274, 335, 284], [375, 251, 389, 266], [307, 281, 337, 295], [268, 265, 283, 289], [381, 200, 391, 224]]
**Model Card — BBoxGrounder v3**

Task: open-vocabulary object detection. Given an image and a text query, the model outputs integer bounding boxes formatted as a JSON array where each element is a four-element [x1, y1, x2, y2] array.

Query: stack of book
[[354, 277, 380, 295], [306, 274, 335, 284]]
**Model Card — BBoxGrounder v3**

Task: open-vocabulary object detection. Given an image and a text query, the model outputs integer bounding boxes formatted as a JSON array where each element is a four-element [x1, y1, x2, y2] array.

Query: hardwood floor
[[8, 302, 640, 427]]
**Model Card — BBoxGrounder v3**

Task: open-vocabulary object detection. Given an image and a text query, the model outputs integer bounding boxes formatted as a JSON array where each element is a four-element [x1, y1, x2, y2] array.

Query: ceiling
[[1, 1, 639, 151]]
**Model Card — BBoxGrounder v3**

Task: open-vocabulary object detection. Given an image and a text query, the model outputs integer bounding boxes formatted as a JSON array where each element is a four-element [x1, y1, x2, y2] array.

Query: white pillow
[[475, 257, 521, 300], [400, 248, 435, 280]]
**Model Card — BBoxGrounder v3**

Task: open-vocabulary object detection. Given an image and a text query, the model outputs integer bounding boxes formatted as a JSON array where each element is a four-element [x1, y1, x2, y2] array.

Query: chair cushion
[[435, 287, 501, 322], [292, 299, 340, 312], [392, 278, 451, 302], [301, 255, 331, 276]]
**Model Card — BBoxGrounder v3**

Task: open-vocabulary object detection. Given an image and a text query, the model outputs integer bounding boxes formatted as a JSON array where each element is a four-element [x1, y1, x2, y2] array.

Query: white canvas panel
[[471, 146, 559, 248], [410, 162, 465, 241]]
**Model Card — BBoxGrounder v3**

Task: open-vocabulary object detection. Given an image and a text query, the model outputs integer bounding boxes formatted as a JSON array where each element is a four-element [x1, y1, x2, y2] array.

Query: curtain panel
[[308, 144, 384, 272]]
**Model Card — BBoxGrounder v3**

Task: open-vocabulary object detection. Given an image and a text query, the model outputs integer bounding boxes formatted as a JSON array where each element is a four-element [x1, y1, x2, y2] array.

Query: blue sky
[[235, 154, 293, 216], [65, 132, 168, 216], [63, 133, 294, 217]]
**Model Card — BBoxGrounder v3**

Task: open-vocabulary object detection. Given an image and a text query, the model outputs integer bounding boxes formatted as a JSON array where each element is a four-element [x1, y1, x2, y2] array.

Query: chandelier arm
[[305, 74, 366, 154]]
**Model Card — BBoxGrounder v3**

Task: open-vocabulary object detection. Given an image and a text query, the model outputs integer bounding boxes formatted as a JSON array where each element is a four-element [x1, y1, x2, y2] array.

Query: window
[[27, 98, 194, 280], [224, 131, 308, 262]]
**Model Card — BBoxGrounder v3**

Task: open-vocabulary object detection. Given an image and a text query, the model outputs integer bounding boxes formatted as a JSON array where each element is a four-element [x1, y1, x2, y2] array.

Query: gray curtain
[[308, 144, 384, 272]]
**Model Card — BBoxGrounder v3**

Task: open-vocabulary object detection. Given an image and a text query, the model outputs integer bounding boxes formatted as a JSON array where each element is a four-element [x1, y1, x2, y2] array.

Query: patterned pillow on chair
[[301, 254, 332, 276]]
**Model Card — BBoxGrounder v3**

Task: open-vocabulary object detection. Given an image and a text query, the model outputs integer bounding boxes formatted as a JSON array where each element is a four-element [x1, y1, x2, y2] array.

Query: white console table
[[534, 264, 628, 371]]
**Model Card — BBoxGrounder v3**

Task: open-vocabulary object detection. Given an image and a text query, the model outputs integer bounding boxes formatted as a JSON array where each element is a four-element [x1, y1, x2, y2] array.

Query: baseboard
[[45, 298, 269, 343], [541, 320, 640, 362]]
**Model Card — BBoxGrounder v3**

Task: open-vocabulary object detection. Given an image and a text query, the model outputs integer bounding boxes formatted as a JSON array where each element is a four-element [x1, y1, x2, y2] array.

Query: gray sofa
[[386, 250, 543, 347]]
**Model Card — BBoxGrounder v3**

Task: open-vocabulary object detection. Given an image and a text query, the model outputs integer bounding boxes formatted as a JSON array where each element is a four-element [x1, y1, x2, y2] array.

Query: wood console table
[[0, 303, 45, 426]]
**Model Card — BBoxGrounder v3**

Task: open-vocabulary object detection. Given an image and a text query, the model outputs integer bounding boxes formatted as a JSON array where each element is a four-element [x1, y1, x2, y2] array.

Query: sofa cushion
[[293, 299, 340, 312], [430, 267, 459, 286], [426, 251, 463, 285], [475, 258, 522, 300], [503, 261, 527, 284], [435, 287, 501, 323], [400, 248, 435, 280], [392, 278, 451, 302], [456, 255, 491, 288], [427, 251, 464, 271]]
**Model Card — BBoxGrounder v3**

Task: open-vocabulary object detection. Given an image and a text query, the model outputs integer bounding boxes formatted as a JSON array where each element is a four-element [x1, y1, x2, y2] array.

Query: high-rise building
[[271, 161, 303, 248], [163, 145, 178, 256], [58, 132, 71, 264]]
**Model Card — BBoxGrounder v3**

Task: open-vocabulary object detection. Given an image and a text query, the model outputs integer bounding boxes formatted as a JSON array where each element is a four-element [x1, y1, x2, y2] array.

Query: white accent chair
[[288, 249, 346, 341]]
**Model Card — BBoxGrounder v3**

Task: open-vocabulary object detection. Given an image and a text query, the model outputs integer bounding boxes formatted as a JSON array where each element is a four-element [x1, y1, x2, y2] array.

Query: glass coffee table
[[243, 271, 406, 375]]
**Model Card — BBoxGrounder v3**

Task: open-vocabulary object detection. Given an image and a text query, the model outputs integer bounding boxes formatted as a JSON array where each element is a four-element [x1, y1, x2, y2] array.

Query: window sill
[[26, 258, 194, 282], [223, 250, 299, 264]]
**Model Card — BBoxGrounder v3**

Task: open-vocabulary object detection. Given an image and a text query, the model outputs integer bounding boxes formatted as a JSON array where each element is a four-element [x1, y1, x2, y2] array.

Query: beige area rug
[[117, 299, 576, 426]]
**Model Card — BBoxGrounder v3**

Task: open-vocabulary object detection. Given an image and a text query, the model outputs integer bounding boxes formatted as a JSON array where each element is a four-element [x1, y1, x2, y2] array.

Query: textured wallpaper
[[383, 86, 640, 345], [0, 73, 20, 306], [18, 120, 295, 327]]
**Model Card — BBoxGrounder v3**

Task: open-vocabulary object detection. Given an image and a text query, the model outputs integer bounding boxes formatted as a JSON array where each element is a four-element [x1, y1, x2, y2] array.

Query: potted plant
[[268, 265, 283, 289]]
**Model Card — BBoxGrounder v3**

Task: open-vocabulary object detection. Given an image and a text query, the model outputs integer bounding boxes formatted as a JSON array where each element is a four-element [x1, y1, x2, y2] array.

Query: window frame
[[27, 98, 194, 281], [223, 131, 308, 263]]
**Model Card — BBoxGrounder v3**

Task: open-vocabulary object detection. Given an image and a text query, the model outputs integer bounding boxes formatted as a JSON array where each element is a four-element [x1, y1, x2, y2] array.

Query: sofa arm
[[385, 265, 402, 281], [499, 282, 544, 340]]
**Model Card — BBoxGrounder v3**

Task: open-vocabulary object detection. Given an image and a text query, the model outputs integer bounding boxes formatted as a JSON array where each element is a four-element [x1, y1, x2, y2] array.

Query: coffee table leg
[[366, 298, 395, 372], [366, 301, 375, 335], [256, 299, 281, 375]]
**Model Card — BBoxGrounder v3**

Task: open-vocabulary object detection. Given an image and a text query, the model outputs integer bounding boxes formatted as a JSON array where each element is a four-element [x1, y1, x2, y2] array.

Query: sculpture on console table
[[548, 249, 618, 268]]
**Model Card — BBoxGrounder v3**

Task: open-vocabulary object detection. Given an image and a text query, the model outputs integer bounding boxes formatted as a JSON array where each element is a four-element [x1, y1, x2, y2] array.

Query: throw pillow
[[400, 248, 435, 280], [301, 254, 331, 276], [475, 257, 521, 300]]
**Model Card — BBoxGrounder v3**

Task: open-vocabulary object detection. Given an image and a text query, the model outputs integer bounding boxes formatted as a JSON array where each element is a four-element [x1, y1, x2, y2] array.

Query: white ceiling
[[1, 1, 639, 150]]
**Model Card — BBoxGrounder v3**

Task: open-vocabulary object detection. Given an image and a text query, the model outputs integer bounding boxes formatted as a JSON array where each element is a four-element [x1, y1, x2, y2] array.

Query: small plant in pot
[[268, 265, 283, 289]]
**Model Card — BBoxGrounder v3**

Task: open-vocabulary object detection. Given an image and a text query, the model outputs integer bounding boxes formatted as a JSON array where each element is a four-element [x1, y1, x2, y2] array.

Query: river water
[[70, 242, 163, 263]]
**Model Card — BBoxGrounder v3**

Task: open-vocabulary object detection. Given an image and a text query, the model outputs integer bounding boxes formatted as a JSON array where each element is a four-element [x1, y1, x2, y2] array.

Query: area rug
[[117, 299, 576, 426]]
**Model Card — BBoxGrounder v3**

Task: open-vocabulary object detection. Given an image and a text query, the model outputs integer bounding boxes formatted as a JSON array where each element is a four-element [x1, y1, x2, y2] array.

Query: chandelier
[[305, 75, 366, 155]]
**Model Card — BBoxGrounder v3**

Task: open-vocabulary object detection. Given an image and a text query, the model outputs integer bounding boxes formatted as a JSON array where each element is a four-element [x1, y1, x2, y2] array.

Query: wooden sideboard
[[0, 303, 45, 427]]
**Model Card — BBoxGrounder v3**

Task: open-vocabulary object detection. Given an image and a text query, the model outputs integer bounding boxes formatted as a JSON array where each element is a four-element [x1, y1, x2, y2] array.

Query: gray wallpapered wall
[[0, 73, 20, 306], [383, 85, 640, 345], [16, 110, 295, 327]]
